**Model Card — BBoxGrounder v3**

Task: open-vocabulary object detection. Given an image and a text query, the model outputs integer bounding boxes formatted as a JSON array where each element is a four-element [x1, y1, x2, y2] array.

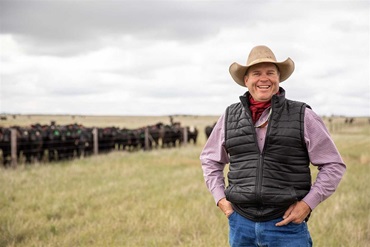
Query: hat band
[[248, 58, 277, 66]]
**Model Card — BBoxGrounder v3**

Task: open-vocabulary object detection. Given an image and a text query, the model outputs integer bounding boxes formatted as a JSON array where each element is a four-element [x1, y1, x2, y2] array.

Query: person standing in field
[[200, 45, 346, 247]]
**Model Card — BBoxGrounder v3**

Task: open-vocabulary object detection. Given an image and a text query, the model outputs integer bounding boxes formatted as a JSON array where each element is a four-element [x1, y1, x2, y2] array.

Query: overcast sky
[[1, 0, 369, 116]]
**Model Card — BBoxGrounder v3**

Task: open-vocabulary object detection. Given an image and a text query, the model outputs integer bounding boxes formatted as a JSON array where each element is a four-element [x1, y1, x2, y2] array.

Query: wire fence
[[0, 123, 198, 168]]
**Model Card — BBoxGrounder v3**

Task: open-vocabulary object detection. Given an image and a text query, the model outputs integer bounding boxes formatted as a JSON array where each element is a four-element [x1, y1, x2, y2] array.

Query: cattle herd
[[0, 121, 199, 167], [4, 115, 362, 167]]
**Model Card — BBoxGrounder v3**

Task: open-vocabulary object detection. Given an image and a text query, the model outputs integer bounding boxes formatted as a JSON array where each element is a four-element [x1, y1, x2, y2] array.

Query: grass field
[[0, 115, 369, 246]]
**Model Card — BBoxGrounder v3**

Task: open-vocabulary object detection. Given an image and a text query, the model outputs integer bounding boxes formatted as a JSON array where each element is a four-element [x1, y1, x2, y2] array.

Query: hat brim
[[229, 58, 295, 87]]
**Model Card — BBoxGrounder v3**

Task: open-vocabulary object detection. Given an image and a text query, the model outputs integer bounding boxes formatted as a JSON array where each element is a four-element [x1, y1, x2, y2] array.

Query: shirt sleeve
[[200, 112, 230, 205], [301, 108, 346, 210]]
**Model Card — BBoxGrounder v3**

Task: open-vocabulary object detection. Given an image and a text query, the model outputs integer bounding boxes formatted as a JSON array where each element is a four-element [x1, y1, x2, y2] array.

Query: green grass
[[0, 116, 369, 246]]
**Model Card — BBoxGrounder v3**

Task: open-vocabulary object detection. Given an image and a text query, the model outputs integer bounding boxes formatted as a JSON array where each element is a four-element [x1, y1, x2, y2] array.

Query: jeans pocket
[[228, 211, 237, 220]]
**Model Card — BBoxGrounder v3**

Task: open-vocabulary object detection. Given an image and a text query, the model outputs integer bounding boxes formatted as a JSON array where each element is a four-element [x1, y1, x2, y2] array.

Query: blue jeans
[[228, 211, 312, 247]]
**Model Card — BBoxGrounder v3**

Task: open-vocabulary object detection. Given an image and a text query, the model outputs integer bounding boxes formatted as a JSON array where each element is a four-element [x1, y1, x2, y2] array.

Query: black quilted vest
[[224, 88, 311, 222]]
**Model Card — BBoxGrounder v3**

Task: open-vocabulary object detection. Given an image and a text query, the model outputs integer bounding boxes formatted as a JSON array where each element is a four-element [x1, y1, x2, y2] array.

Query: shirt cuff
[[302, 189, 322, 210], [212, 186, 226, 205]]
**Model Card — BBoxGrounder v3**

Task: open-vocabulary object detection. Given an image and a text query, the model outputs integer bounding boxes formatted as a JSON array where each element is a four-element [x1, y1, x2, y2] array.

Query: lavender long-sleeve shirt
[[200, 107, 346, 210]]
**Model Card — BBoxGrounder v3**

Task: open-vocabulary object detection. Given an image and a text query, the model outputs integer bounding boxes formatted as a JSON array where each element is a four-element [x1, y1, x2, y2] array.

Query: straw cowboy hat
[[229, 45, 295, 87]]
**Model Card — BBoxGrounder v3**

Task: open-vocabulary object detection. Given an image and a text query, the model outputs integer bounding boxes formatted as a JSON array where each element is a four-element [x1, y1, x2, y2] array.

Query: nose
[[260, 75, 268, 82]]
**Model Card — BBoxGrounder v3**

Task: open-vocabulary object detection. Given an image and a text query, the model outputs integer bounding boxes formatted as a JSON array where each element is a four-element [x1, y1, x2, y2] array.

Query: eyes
[[251, 70, 278, 77]]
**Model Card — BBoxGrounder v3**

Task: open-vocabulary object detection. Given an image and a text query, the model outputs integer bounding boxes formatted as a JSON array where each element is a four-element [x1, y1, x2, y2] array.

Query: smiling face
[[244, 62, 280, 102]]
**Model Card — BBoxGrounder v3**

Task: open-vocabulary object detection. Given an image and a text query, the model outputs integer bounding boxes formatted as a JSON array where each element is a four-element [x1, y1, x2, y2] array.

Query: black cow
[[131, 128, 146, 150], [205, 122, 216, 139], [148, 122, 163, 149], [98, 127, 117, 153], [0, 127, 12, 166], [186, 126, 198, 144], [76, 127, 94, 157], [43, 125, 62, 162], [24, 126, 43, 163], [0, 126, 43, 165], [115, 128, 132, 151], [58, 125, 80, 160], [161, 123, 181, 148]]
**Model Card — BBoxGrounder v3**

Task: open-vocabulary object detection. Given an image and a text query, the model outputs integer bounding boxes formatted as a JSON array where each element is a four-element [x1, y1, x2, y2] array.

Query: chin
[[256, 98, 271, 102]]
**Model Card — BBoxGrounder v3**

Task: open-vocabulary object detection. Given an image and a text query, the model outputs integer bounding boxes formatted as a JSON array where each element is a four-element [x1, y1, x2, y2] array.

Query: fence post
[[93, 128, 99, 155], [183, 127, 188, 146], [10, 128, 17, 168], [145, 127, 149, 151]]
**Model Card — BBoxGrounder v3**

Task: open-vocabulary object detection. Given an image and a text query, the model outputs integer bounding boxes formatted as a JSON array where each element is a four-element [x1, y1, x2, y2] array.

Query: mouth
[[257, 85, 271, 89]]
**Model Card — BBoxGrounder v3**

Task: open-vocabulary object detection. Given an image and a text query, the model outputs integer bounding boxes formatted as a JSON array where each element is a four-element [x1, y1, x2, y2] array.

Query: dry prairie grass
[[0, 115, 369, 246]]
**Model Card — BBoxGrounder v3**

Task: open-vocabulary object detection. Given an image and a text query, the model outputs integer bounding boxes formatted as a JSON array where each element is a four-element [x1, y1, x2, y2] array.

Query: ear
[[243, 75, 249, 87]]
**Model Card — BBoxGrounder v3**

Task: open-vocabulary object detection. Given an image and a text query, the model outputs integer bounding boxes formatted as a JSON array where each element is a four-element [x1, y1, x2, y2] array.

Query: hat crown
[[229, 45, 294, 87], [247, 45, 277, 65]]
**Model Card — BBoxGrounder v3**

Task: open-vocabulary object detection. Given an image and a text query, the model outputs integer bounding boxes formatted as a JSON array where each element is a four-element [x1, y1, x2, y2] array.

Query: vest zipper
[[255, 153, 264, 205], [255, 101, 274, 206]]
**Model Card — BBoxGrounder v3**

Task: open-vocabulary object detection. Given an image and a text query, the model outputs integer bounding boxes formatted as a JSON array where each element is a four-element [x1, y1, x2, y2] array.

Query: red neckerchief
[[249, 95, 271, 124]]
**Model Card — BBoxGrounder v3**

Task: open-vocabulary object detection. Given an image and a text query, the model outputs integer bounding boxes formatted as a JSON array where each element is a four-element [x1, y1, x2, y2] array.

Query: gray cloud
[[1, 0, 256, 55], [0, 0, 369, 116]]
